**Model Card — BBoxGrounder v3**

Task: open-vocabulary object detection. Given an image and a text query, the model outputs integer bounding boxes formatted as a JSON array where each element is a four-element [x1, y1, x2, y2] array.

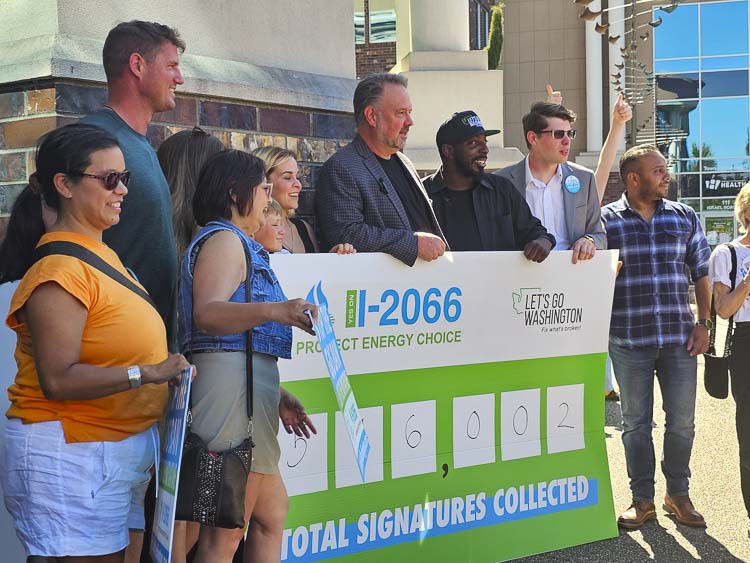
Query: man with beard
[[603, 145, 711, 529], [315, 73, 447, 266], [422, 111, 554, 260], [494, 102, 606, 263], [82, 21, 185, 351]]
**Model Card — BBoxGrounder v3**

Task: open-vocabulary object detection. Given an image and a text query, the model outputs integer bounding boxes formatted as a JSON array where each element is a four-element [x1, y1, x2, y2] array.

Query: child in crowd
[[254, 199, 290, 254]]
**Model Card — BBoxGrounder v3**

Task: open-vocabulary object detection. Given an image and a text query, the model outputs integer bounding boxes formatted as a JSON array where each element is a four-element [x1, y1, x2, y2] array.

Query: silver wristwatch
[[127, 365, 142, 388]]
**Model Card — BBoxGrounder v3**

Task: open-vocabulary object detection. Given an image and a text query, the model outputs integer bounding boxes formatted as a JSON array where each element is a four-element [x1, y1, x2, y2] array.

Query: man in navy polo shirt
[[603, 144, 711, 530]]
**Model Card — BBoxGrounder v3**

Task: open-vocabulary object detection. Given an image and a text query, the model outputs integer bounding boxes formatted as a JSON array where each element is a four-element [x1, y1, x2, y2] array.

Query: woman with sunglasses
[[0, 123, 191, 561], [251, 147, 355, 255], [179, 150, 317, 563]]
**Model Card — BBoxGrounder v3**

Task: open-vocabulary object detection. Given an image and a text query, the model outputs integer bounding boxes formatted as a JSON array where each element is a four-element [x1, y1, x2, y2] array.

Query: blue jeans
[[609, 337, 697, 502]]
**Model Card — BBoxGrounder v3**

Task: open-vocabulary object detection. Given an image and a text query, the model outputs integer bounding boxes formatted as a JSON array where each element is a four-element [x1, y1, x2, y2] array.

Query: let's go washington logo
[[512, 287, 583, 334]]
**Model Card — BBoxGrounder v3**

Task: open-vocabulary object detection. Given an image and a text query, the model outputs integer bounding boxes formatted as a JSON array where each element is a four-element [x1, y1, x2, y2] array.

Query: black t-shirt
[[432, 187, 482, 251], [377, 155, 435, 233]]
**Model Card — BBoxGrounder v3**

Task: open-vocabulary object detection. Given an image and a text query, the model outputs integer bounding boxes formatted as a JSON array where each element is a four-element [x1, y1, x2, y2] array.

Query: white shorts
[[1, 418, 156, 557]]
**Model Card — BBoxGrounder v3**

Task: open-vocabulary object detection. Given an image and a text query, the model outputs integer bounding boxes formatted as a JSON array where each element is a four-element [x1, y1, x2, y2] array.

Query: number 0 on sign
[[453, 393, 496, 469], [500, 389, 541, 461]]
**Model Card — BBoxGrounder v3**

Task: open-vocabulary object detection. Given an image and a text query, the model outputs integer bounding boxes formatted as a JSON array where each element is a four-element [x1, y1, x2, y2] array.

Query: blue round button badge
[[564, 175, 581, 194]]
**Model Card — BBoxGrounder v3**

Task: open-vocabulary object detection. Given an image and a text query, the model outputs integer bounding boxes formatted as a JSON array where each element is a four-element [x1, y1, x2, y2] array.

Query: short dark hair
[[0, 123, 120, 283], [522, 102, 577, 149], [619, 144, 662, 183], [193, 150, 266, 227], [103, 20, 185, 82], [353, 73, 408, 127]]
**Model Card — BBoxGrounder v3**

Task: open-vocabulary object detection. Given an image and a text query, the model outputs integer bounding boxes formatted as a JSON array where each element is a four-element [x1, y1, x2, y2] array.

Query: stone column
[[608, 0, 626, 150], [585, 0, 603, 152], [409, 0, 469, 52]]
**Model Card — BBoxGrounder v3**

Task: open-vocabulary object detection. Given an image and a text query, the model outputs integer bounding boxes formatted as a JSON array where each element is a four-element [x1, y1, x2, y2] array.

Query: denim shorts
[[0, 418, 156, 557]]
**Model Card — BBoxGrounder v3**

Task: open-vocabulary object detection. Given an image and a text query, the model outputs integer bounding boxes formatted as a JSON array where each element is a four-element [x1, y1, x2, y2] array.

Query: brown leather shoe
[[663, 495, 706, 528], [618, 500, 656, 529]]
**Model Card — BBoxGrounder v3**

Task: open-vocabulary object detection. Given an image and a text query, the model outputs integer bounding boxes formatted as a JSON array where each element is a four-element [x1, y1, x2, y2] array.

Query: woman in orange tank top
[[0, 123, 191, 561]]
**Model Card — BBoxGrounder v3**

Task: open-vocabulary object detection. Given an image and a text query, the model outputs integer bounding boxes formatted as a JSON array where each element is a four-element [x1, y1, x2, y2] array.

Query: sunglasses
[[256, 182, 273, 196], [538, 129, 577, 140], [73, 171, 131, 190]]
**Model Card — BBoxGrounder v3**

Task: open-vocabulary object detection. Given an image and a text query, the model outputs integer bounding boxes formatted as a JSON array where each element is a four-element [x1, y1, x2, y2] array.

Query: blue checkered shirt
[[602, 194, 710, 348]]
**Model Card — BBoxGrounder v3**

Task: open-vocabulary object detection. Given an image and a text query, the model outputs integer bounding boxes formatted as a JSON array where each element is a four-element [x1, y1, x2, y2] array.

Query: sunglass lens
[[568, 130, 577, 139], [553, 130, 565, 140], [103, 172, 129, 190]]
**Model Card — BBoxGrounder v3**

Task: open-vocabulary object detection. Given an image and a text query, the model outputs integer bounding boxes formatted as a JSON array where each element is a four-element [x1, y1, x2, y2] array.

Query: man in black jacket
[[423, 111, 555, 261]]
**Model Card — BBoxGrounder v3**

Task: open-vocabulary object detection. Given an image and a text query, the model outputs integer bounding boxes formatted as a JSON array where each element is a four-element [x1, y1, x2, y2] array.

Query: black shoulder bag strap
[[33, 240, 157, 312], [709, 243, 737, 358], [187, 231, 254, 431]]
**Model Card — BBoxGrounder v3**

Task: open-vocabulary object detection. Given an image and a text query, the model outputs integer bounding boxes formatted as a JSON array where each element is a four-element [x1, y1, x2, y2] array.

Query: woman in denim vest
[[178, 150, 317, 563]]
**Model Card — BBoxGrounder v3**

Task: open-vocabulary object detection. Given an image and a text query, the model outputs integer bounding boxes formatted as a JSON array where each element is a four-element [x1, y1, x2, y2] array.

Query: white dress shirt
[[524, 158, 570, 250]]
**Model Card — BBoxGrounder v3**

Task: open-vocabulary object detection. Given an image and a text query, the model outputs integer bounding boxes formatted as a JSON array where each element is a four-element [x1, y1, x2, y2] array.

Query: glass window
[[676, 174, 701, 197], [702, 97, 750, 158], [655, 59, 700, 73], [702, 70, 750, 97], [654, 3, 699, 59], [657, 100, 700, 161], [657, 74, 700, 100], [354, 0, 365, 44], [679, 198, 702, 213], [711, 157, 750, 171], [702, 55, 749, 70], [370, 9, 396, 43], [701, 1, 749, 57]]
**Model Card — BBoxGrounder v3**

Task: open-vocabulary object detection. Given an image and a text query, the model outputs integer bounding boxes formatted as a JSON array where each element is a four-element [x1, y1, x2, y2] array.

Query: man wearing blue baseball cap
[[494, 102, 606, 263], [422, 110, 555, 261]]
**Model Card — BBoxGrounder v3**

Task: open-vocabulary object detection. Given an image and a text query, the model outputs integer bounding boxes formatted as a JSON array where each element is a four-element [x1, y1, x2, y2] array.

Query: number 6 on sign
[[546, 384, 585, 454], [391, 400, 436, 479], [500, 389, 541, 461]]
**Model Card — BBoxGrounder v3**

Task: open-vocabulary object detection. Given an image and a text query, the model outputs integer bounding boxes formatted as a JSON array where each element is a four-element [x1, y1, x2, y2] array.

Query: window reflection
[[702, 70, 749, 97], [702, 56, 749, 71], [654, 3, 698, 59], [702, 98, 750, 158], [657, 74, 700, 100], [701, 1, 749, 57], [676, 174, 701, 197], [655, 59, 700, 74]]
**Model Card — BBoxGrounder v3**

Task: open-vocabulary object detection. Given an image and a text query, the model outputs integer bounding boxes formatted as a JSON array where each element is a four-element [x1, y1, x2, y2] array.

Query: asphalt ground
[[518, 329, 749, 562]]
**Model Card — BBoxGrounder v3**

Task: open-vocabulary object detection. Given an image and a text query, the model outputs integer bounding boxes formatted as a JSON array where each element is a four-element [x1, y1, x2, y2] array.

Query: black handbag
[[175, 240, 255, 529], [704, 243, 737, 400]]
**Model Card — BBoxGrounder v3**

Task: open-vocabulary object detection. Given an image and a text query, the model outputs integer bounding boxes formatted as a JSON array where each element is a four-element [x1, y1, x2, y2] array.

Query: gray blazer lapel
[[561, 163, 579, 237], [508, 159, 527, 197]]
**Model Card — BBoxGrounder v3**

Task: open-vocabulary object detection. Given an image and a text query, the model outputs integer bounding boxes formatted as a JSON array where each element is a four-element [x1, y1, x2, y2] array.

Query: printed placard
[[547, 384, 585, 454], [453, 393, 496, 469], [335, 406, 384, 488], [391, 400, 437, 478], [278, 413, 329, 497], [500, 389, 541, 461]]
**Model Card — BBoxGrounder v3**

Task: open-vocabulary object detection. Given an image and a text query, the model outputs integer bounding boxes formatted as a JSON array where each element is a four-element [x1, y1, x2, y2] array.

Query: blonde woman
[[252, 147, 355, 254], [709, 182, 750, 531]]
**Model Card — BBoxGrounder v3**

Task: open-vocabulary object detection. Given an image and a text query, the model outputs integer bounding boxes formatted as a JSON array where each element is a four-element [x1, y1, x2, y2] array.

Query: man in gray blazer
[[315, 73, 447, 266], [494, 102, 606, 263]]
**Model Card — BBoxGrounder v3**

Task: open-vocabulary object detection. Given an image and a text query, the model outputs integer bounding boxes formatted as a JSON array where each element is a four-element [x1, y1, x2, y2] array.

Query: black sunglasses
[[72, 171, 131, 190], [538, 129, 577, 140]]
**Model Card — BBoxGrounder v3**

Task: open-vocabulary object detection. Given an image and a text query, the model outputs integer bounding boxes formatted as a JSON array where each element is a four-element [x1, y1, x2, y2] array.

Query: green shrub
[[486, 4, 505, 70]]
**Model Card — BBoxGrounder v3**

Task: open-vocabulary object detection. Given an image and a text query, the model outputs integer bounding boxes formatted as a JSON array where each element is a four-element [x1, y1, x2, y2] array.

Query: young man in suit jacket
[[494, 102, 606, 263], [315, 73, 447, 266]]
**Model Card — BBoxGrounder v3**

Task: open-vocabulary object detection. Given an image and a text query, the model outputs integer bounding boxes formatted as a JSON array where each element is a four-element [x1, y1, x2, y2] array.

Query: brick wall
[[355, 42, 397, 79], [0, 81, 355, 239]]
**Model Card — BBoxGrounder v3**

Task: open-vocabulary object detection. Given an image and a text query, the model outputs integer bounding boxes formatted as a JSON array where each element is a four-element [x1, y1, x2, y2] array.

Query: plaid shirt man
[[602, 193, 710, 348]]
